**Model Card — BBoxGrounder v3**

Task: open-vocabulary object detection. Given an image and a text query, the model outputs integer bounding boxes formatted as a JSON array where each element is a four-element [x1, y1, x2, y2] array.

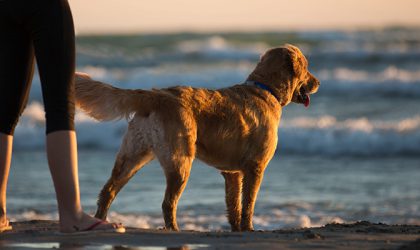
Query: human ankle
[[0, 210, 7, 224], [0, 207, 6, 218], [59, 208, 84, 225]]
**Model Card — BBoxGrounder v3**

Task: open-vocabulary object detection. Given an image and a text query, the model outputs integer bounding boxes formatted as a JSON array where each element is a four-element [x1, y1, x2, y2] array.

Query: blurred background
[[69, 0, 420, 33], [7, 0, 420, 230]]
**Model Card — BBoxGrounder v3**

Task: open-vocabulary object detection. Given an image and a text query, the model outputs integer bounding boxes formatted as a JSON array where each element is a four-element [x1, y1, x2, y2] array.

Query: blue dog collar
[[245, 80, 279, 102]]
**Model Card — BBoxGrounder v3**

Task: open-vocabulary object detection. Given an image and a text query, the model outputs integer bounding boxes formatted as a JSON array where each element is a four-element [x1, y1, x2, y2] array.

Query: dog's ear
[[259, 51, 265, 61], [285, 44, 307, 78], [259, 49, 270, 63]]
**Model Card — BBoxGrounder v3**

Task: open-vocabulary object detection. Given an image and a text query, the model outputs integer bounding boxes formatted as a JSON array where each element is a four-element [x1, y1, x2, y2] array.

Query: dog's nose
[[308, 77, 320, 94]]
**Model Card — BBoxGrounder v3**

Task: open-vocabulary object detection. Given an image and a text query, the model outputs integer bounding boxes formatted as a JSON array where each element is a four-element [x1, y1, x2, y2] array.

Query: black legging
[[0, 0, 75, 135]]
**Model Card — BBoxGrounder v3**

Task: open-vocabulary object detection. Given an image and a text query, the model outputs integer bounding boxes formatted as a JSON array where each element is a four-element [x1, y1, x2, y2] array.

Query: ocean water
[[7, 28, 420, 230]]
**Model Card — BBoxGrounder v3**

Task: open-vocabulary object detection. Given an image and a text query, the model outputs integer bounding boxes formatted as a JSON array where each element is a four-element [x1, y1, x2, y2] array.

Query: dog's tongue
[[303, 93, 310, 108]]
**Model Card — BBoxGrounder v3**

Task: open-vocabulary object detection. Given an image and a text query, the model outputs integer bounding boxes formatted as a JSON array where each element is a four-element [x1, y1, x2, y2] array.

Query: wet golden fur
[[75, 44, 320, 231]]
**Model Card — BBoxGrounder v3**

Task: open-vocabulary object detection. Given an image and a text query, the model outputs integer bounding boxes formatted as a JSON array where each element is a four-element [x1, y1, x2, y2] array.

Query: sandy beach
[[3, 28, 420, 250], [0, 220, 419, 249]]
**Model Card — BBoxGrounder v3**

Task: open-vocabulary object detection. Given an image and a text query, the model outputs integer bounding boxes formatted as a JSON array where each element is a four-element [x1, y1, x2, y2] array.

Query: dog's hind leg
[[95, 127, 154, 220], [221, 171, 243, 231], [152, 110, 197, 231], [159, 155, 193, 231], [95, 150, 153, 220]]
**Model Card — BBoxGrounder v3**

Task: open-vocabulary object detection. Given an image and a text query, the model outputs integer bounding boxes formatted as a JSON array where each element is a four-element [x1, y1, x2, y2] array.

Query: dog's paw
[[162, 225, 180, 231], [240, 223, 254, 232]]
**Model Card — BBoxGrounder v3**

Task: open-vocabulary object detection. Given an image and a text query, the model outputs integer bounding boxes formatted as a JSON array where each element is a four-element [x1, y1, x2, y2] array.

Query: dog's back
[[75, 75, 281, 170]]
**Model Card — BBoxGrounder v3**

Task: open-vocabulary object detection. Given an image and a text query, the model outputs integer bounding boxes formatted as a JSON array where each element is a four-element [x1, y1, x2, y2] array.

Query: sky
[[69, 0, 420, 34]]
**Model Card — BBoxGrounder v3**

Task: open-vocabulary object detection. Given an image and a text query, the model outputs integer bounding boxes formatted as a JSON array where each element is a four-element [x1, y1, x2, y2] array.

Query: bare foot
[[60, 212, 124, 233], [0, 216, 12, 233]]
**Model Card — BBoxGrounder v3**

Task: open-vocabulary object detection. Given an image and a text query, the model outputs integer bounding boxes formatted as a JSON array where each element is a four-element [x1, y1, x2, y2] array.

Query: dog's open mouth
[[297, 87, 310, 107]]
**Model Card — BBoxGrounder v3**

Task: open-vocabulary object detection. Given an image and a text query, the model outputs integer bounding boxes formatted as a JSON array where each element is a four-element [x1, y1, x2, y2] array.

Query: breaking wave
[[13, 102, 420, 156], [279, 116, 420, 156]]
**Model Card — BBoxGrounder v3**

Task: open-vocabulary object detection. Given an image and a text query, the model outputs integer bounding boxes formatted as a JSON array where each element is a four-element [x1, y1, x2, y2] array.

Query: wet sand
[[1, 220, 419, 249]]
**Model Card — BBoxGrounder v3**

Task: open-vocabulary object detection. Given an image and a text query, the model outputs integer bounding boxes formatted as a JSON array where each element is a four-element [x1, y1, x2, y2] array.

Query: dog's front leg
[[241, 168, 264, 231], [221, 171, 243, 231]]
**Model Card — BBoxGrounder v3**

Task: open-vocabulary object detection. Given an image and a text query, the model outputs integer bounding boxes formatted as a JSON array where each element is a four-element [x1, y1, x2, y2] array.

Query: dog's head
[[247, 44, 320, 107]]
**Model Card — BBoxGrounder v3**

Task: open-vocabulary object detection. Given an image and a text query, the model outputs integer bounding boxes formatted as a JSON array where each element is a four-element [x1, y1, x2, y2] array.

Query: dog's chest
[[195, 117, 279, 170]]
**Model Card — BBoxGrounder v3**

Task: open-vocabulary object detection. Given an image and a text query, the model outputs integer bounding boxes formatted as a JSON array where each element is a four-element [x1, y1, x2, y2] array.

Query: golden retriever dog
[[75, 44, 320, 232]]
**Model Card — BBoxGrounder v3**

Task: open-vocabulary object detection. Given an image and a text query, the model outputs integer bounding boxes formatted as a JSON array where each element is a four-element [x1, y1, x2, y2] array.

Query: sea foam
[[13, 102, 420, 156]]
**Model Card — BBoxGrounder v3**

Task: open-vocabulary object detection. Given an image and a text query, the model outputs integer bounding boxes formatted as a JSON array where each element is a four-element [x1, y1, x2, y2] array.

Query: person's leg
[[29, 0, 123, 232], [46, 130, 123, 232], [0, 1, 36, 230], [0, 134, 13, 230], [46, 131, 82, 229]]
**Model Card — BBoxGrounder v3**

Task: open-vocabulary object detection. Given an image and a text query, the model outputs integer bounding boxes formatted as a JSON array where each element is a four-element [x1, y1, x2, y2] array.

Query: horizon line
[[75, 23, 420, 36]]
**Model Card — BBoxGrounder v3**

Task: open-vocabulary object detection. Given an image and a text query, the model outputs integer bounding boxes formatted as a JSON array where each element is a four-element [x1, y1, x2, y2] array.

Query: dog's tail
[[75, 72, 149, 121]]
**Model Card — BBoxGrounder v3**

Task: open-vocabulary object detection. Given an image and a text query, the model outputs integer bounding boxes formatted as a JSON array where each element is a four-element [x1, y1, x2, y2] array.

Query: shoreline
[[1, 220, 419, 249]]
